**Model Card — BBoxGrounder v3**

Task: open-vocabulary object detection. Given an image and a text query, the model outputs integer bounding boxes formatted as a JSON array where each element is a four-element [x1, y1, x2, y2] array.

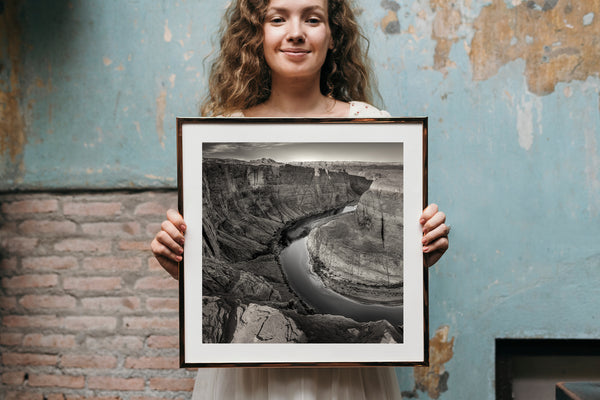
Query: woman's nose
[[286, 20, 305, 43]]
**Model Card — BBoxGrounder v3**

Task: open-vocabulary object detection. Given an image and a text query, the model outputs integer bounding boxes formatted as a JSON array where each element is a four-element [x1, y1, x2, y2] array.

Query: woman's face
[[263, 0, 333, 82]]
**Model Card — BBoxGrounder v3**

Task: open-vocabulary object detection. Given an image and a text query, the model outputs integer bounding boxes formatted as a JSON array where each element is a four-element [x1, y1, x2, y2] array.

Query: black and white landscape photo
[[200, 142, 405, 344]]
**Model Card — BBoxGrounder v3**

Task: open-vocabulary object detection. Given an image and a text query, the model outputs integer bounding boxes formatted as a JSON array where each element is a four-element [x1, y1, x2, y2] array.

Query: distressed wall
[[1, 0, 599, 399]]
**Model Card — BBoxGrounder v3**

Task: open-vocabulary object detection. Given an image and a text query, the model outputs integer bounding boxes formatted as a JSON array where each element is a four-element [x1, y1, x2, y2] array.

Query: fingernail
[[423, 246, 429, 253], [180, 224, 187, 232], [176, 256, 182, 262], [420, 218, 425, 225]]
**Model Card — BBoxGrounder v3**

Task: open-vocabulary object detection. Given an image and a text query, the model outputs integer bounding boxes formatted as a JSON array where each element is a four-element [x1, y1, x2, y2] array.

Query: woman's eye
[[306, 17, 321, 24], [270, 17, 285, 24]]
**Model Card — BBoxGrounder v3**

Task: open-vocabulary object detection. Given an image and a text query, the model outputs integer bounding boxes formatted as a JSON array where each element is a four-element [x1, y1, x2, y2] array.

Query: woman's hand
[[420, 203, 449, 268], [150, 209, 186, 279]]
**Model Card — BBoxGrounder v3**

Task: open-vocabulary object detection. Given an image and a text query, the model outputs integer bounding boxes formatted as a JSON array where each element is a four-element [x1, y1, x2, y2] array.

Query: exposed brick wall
[[0, 191, 197, 399]]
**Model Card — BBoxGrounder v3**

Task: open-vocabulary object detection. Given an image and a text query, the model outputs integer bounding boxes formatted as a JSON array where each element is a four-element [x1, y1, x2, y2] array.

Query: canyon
[[200, 158, 403, 343]]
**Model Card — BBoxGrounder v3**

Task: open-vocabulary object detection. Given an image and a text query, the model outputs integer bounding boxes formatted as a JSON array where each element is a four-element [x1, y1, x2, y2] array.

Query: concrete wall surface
[[1, 0, 599, 399]]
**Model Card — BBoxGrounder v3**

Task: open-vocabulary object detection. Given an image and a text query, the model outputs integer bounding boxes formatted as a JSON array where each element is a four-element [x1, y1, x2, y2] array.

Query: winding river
[[279, 205, 403, 327]]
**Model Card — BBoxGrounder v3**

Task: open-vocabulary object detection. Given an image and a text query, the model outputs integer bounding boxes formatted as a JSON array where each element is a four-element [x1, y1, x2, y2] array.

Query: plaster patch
[[583, 12, 594, 25], [156, 88, 167, 149], [516, 95, 543, 151], [0, 0, 27, 163], [164, 19, 173, 42], [431, 0, 463, 76], [412, 326, 455, 399], [470, 0, 600, 95], [381, 10, 400, 34]]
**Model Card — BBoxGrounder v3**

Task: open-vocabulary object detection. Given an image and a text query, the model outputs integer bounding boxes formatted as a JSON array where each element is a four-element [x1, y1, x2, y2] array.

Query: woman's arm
[[150, 209, 186, 279], [420, 203, 449, 268]]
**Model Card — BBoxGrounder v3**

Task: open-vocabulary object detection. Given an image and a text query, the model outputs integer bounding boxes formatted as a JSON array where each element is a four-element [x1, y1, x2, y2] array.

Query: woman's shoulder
[[348, 101, 391, 118]]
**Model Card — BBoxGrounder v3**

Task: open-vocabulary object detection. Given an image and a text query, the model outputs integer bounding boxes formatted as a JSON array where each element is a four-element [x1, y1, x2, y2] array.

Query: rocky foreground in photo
[[200, 158, 403, 343]]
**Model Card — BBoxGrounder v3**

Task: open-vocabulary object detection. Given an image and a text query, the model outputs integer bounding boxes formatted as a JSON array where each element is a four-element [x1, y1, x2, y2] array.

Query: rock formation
[[306, 174, 404, 305]]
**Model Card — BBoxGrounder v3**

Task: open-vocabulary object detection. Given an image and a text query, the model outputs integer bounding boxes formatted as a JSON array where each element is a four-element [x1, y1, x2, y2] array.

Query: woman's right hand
[[151, 209, 186, 280]]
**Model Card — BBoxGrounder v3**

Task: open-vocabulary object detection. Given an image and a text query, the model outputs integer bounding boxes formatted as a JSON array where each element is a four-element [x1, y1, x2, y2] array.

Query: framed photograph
[[177, 117, 428, 367]]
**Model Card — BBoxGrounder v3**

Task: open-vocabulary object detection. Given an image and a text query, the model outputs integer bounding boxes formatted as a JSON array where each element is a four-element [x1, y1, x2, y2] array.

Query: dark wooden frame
[[177, 117, 428, 368]]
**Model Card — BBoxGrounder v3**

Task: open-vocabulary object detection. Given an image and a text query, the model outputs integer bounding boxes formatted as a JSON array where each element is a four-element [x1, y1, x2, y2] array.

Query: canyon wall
[[201, 159, 372, 262], [307, 174, 404, 305]]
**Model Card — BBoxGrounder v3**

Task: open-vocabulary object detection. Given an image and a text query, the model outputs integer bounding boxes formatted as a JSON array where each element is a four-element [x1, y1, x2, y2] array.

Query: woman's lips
[[280, 48, 310, 56]]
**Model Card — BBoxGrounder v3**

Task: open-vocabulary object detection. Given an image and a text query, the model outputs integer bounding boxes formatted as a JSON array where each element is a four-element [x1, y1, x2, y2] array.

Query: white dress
[[193, 101, 401, 400]]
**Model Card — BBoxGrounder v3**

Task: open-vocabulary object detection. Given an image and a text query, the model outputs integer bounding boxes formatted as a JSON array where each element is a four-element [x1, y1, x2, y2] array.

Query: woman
[[151, 0, 449, 398]]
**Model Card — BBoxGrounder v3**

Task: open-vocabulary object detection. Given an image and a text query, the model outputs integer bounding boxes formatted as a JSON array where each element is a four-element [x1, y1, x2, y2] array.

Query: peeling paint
[[0, 0, 27, 163], [156, 88, 167, 149], [103, 57, 112, 66], [470, 0, 600, 95], [516, 95, 543, 151], [412, 325, 455, 399], [164, 19, 172, 42], [381, 10, 400, 34], [431, 0, 462, 76]]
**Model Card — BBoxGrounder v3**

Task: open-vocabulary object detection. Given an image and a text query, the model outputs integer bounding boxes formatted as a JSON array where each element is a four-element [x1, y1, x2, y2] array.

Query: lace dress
[[192, 101, 401, 400]]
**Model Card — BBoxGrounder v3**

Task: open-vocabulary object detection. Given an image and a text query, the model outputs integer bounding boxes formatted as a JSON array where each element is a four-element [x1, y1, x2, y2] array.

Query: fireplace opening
[[495, 339, 600, 400]]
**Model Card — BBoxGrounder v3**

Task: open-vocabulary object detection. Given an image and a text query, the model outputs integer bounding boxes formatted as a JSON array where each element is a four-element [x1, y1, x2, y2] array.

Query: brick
[[135, 276, 178, 291], [83, 256, 142, 271], [63, 277, 122, 291], [54, 239, 111, 253], [0, 221, 18, 236], [63, 202, 122, 216], [19, 220, 77, 235], [119, 240, 149, 251], [134, 201, 167, 215], [130, 397, 185, 400], [19, 294, 77, 309], [147, 335, 178, 349], [1, 237, 39, 254], [64, 316, 117, 331], [46, 395, 66, 400], [85, 336, 143, 352], [87, 376, 145, 391], [23, 334, 76, 348], [65, 397, 120, 400], [2, 274, 58, 289], [146, 222, 162, 236], [28, 373, 85, 388], [148, 256, 164, 271], [2, 371, 25, 385], [3, 315, 63, 328], [22, 256, 78, 270], [81, 222, 141, 237], [0, 333, 23, 346], [1, 257, 18, 271], [0, 295, 17, 310], [124, 356, 178, 369], [146, 297, 178, 312], [5, 391, 44, 400], [61, 354, 118, 369], [2, 199, 58, 214], [81, 296, 140, 312], [123, 316, 178, 331], [2, 352, 58, 366], [149, 377, 195, 391]]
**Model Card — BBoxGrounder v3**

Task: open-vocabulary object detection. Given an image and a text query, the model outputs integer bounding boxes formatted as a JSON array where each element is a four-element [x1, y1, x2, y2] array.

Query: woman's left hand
[[420, 203, 450, 268]]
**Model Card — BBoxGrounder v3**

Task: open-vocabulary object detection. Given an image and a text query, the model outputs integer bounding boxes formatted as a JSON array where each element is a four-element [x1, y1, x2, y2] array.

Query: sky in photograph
[[203, 142, 403, 162]]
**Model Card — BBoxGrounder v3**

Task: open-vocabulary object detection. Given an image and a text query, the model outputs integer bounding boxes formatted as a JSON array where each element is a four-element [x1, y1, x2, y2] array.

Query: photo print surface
[[201, 142, 404, 344]]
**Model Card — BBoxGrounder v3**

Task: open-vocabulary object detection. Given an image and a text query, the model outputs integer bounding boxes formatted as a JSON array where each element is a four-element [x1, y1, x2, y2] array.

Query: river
[[279, 205, 403, 327]]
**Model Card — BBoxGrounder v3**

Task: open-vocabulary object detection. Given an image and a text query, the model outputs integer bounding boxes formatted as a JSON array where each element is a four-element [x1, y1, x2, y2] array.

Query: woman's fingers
[[167, 209, 186, 233], [422, 222, 450, 248]]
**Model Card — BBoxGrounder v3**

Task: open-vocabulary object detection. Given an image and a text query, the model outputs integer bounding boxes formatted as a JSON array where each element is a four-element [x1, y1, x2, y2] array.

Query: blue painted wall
[[2, 0, 599, 398]]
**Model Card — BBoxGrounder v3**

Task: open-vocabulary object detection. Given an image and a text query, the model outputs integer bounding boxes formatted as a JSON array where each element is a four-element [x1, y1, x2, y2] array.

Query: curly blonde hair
[[200, 0, 376, 116]]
